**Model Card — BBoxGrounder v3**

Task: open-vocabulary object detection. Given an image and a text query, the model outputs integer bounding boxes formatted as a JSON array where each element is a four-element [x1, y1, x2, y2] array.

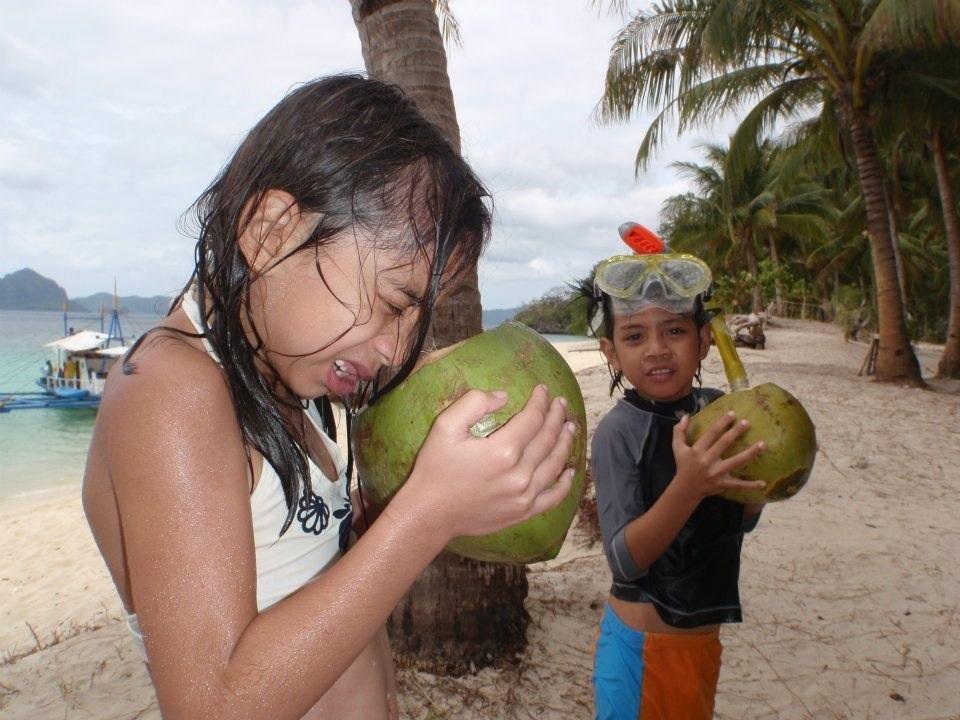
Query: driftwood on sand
[[727, 313, 768, 349]]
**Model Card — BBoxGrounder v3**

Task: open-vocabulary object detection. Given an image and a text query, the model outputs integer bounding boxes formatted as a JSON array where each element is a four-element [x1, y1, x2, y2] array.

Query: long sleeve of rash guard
[[590, 402, 654, 582]]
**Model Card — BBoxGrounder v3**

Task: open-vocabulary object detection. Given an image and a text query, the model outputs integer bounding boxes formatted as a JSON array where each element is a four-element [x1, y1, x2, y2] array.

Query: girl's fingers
[[525, 416, 577, 495], [439, 388, 510, 439], [517, 394, 569, 469], [493, 384, 552, 450], [527, 467, 575, 518], [717, 475, 766, 491], [707, 418, 752, 461], [671, 415, 691, 455]]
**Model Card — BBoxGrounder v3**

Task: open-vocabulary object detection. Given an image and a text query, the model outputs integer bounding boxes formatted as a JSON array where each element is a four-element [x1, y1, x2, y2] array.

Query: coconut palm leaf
[[432, 0, 462, 47], [860, 0, 960, 51]]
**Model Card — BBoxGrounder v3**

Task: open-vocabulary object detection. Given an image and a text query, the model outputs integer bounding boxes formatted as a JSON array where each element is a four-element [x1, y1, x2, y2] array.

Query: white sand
[[1, 319, 958, 719]]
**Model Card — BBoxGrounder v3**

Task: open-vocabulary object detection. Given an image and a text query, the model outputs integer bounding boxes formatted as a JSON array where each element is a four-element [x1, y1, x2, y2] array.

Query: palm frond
[[726, 76, 823, 178], [674, 63, 800, 134], [776, 212, 832, 242], [586, 0, 631, 18], [598, 47, 686, 123], [860, 0, 960, 51], [433, 0, 462, 48]]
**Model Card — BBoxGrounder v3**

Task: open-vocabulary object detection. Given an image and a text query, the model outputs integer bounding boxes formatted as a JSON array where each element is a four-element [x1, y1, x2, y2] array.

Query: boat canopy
[[44, 330, 110, 352], [96, 346, 129, 357]]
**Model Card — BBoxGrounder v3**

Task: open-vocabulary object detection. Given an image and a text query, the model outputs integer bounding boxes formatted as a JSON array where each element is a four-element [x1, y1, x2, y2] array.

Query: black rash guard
[[591, 387, 759, 629]]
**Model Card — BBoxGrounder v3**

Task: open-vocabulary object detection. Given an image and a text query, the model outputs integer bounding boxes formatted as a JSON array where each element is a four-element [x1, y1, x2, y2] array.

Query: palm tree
[[874, 51, 960, 377], [349, 0, 530, 674], [662, 138, 831, 313], [598, 0, 959, 385], [931, 125, 960, 377]]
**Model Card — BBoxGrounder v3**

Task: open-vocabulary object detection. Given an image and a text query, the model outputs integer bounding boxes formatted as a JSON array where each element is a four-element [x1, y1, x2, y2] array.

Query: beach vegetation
[[514, 286, 590, 335], [659, 137, 832, 315], [596, 0, 960, 385]]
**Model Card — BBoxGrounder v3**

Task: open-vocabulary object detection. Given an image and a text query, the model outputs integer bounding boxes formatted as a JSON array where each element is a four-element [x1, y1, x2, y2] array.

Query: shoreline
[[0, 482, 81, 511]]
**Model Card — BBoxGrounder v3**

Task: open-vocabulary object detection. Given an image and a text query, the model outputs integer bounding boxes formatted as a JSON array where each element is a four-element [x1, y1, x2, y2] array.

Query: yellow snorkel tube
[[707, 310, 750, 391]]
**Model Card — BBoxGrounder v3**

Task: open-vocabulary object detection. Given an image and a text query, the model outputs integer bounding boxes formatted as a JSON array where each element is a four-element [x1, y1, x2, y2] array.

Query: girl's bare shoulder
[[96, 321, 241, 456]]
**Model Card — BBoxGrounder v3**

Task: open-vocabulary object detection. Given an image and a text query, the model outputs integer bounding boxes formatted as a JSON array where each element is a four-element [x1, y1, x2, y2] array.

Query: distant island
[[1, 268, 577, 330], [481, 306, 520, 328], [0, 268, 173, 315]]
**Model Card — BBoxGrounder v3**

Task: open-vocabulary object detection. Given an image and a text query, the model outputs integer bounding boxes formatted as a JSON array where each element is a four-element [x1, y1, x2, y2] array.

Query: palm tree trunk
[[350, 0, 481, 346], [846, 110, 924, 385], [767, 235, 783, 315], [744, 232, 762, 313], [350, 0, 529, 674], [883, 140, 911, 316], [884, 181, 910, 316], [932, 128, 960, 378]]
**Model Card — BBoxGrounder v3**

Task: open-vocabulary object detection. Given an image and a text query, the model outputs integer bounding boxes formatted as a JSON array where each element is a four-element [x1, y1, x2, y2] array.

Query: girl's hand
[[671, 412, 765, 501], [396, 384, 577, 541]]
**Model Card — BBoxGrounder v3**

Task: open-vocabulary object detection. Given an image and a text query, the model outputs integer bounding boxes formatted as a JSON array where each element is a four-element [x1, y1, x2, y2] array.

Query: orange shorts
[[593, 603, 722, 720]]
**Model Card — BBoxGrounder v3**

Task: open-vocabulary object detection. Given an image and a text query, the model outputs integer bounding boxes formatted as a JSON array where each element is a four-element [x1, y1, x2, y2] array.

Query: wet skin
[[83, 192, 577, 720]]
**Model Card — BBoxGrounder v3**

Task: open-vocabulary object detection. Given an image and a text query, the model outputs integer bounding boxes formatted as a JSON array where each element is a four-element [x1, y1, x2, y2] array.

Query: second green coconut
[[688, 383, 817, 504]]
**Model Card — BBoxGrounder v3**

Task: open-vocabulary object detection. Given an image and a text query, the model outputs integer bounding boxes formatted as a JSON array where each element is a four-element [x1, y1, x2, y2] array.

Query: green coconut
[[687, 382, 817, 504], [351, 321, 587, 564]]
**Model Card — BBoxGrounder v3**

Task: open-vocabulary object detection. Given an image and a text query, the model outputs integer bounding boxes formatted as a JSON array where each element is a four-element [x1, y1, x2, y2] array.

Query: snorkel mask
[[590, 222, 713, 334], [590, 222, 750, 391]]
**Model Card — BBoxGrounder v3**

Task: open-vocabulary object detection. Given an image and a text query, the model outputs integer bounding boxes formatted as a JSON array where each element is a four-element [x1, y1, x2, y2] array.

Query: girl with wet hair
[[83, 74, 576, 720]]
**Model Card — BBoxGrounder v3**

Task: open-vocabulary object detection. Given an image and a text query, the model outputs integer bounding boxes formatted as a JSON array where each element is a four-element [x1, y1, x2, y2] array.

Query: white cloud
[[0, 1, 743, 309]]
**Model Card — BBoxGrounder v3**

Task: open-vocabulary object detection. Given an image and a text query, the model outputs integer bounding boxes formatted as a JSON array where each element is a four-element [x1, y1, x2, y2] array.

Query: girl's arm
[[101, 344, 574, 720], [621, 413, 765, 572]]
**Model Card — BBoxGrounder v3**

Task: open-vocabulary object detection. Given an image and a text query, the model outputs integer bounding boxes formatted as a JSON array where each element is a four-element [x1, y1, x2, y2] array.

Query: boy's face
[[599, 306, 711, 402]]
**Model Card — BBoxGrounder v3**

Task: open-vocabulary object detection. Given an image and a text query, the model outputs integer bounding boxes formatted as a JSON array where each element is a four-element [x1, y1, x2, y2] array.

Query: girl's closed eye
[[383, 296, 421, 318]]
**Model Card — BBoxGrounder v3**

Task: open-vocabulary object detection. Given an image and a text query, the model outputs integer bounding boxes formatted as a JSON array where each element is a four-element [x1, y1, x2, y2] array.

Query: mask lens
[[660, 259, 710, 295], [601, 258, 649, 295]]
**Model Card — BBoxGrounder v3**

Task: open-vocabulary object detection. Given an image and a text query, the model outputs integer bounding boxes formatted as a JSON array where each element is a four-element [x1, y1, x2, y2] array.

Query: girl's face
[[244, 217, 435, 401], [599, 306, 711, 402]]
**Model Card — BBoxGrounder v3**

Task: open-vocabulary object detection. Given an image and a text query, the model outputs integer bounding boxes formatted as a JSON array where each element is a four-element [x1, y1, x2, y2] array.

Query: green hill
[[72, 292, 173, 316], [481, 306, 520, 328], [0, 268, 172, 314], [0, 269, 86, 312]]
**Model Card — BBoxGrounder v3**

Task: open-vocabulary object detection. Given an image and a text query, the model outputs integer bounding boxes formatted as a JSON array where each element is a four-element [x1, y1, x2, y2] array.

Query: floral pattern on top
[[297, 489, 352, 549]]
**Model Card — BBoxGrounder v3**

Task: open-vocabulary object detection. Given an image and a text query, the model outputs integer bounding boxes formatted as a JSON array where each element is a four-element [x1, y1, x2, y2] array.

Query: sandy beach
[[1, 319, 958, 719]]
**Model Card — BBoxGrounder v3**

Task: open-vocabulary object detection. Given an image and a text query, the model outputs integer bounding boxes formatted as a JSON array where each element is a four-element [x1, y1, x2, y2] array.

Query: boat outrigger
[[0, 298, 131, 413]]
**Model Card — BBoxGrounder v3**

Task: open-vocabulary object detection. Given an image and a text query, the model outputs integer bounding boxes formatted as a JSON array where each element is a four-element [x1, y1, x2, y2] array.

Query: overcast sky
[[1, 1, 737, 309]]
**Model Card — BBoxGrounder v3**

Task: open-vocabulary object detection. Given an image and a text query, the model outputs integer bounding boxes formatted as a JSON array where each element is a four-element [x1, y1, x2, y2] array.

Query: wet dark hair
[[579, 281, 710, 395], [127, 74, 490, 533]]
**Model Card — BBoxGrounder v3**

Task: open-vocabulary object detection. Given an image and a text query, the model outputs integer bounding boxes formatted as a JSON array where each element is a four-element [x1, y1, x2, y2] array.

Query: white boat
[[1, 304, 131, 413], [37, 328, 131, 400]]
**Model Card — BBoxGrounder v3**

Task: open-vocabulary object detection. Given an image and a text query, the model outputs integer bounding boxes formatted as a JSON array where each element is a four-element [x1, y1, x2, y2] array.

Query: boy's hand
[[671, 411, 765, 501]]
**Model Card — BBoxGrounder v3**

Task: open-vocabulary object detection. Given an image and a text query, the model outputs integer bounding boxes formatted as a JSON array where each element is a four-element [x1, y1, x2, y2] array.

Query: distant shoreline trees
[[513, 286, 589, 335]]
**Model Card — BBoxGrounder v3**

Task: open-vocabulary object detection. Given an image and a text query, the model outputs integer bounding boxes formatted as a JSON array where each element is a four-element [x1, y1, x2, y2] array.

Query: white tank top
[[125, 292, 352, 660]]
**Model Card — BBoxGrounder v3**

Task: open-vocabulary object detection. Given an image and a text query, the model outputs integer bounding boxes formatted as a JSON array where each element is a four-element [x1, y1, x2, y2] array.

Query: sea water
[[0, 310, 161, 499], [0, 313, 590, 500]]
